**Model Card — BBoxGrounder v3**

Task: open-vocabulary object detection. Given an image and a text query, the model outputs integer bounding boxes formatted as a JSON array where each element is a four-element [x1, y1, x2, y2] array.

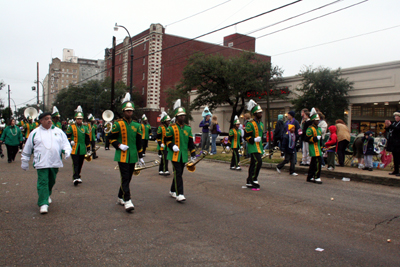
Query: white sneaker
[[315, 178, 322, 184], [169, 191, 176, 198], [117, 198, 125, 205], [73, 179, 79, 186], [328, 167, 334, 171], [77, 178, 82, 183], [124, 200, 135, 211], [291, 173, 298, 176], [48, 197, 52, 204], [159, 171, 164, 175], [236, 166, 241, 170], [40, 205, 48, 214], [209, 153, 214, 155], [164, 171, 170, 175], [276, 167, 281, 174], [19, 149, 22, 153], [253, 181, 259, 184], [230, 167, 236, 170], [176, 195, 186, 202]]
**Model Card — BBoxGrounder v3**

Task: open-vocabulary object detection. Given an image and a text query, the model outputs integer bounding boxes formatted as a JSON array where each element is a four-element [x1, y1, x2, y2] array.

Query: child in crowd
[[325, 125, 337, 171], [276, 124, 298, 176], [362, 131, 375, 171]]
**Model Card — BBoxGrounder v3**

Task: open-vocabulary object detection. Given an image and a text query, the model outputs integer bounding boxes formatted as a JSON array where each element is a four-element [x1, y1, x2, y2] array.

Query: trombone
[[84, 146, 100, 162], [102, 110, 114, 134], [185, 151, 207, 172], [238, 150, 274, 166], [114, 160, 160, 176]]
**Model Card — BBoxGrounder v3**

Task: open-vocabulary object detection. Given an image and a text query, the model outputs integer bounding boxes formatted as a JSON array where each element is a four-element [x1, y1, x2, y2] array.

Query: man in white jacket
[[21, 112, 72, 214]]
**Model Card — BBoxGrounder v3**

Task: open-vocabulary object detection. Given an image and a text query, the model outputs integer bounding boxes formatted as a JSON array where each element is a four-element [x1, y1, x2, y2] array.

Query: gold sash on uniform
[[251, 121, 262, 153], [171, 124, 180, 162], [71, 125, 78, 154], [118, 121, 128, 162]]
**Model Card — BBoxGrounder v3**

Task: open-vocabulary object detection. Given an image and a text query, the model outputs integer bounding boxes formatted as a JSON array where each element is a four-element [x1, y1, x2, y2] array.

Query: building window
[[143, 58, 145, 65], [363, 107, 372, 116], [62, 69, 64, 72], [352, 106, 361, 116], [143, 73, 145, 80], [142, 87, 144, 95], [374, 107, 385, 117], [119, 67, 121, 74], [144, 43, 146, 50], [73, 69, 77, 73], [62, 74, 64, 77], [67, 69, 69, 72]]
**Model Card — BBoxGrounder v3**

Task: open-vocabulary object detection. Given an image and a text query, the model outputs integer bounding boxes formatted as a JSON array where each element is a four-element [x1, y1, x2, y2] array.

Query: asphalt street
[[1, 148, 399, 266]]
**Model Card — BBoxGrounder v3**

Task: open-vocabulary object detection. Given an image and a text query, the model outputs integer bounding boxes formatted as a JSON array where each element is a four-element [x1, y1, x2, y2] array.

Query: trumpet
[[102, 110, 114, 134], [238, 150, 273, 166], [114, 160, 160, 176], [185, 151, 207, 172], [84, 146, 100, 162]]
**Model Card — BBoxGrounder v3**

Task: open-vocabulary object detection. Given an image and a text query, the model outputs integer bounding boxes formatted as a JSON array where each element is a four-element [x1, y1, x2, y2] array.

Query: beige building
[[191, 60, 400, 135]]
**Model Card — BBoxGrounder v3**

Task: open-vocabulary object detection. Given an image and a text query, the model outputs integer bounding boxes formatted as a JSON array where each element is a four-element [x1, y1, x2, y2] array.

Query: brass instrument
[[185, 151, 207, 172], [102, 110, 114, 134], [23, 107, 38, 124], [84, 146, 100, 162], [238, 150, 273, 166], [114, 160, 160, 176]]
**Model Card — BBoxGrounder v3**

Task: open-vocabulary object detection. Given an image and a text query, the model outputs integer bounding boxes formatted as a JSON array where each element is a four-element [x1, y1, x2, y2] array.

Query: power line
[[272, 24, 400, 56], [166, 0, 232, 27]]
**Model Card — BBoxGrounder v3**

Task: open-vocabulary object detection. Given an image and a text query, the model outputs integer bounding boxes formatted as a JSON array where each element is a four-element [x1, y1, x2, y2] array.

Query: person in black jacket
[[385, 111, 400, 176], [276, 124, 298, 176], [362, 131, 374, 171], [300, 111, 313, 166], [273, 114, 285, 153]]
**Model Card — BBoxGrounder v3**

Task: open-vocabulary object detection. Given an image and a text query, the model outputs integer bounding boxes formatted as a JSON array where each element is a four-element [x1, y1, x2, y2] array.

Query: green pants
[[37, 168, 59, 206]]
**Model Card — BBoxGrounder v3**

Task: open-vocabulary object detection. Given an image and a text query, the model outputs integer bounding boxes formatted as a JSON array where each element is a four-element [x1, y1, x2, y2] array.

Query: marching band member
[[165, 99, 196, 202], [227, 116, 242, 171], [87, 114, 98, 159], [157, 111, 171, 175], [66, 106, 90, 186], [21, 112, 71, 214], [22, 115, 37, 140], [51, 106, 62, 129], [0, 119, 5, 158], [108, 93, 144, 212], [141, 114, 152, 156], [0, 119, 23, 163], [306, 108, 323, 184], [244, 100, 264, 189]]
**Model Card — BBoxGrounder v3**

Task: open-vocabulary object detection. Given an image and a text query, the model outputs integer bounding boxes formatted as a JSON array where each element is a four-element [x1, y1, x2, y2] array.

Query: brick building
[[105, 23, 271, 126]]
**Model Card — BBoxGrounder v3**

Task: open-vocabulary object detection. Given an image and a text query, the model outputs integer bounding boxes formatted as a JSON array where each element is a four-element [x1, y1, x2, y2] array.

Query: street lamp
[[114, 23, 134, 96], [33, 80, 45, 111]]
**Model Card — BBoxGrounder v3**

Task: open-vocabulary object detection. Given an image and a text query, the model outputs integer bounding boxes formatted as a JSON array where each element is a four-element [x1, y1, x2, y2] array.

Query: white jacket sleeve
[[61, 130, 72, 154], [21, 131, 34, 162]]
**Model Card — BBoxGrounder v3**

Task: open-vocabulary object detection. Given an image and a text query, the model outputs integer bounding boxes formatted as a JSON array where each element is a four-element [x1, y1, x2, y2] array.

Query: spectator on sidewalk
[[284, 111, 300, 164], [318, 112, 328, 167], [300, 111, 312, 166], [199, 106, 212, 153], [336, 119, 351, 167], [352, 133, 365, 169], [362, 131, 374, 171], [325, 125, 337, 171], [276, 124, 298, 176], [209, 115, 221, 155], [273, 114, 285, 150], [385, 111, 400, 176]]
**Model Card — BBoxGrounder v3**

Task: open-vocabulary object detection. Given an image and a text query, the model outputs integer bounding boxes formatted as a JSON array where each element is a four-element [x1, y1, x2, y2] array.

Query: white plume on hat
[[38, 109, 43, 115], [160, 111, 167, 118], [247, 99, 257, 112], [121, 93, 131, 104], [173, 99, 181, 110], [234, 115, 239, 121], [170, 117, 176, 124], [88, 113, 93, 120], [52, 106, 59, 114], [75, 105, 83, 113], [310, 108, 317, 118]]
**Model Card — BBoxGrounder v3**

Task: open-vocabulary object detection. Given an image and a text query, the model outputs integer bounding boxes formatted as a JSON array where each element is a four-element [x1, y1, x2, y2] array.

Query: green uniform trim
[[228, 128, 242, 149], [111, 119, 142, 163], [166, 123, 193, 163], [306, 124, 322, 157], [66, 124, 89, 155], [245, 120, 264, 154], [141, 123, 152, 140]]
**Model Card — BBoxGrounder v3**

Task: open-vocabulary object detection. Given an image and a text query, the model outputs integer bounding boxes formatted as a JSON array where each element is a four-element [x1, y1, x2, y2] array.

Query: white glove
[[21, 160, 29, 171], [254, 137, 261, 143], [119, 144, 129, 151], [70, 141, 75, 146], [161, 144, 165, 148], [317, 136, 321, 140], [139, 158, 145, 166], [65, 150, 71, 159], [226, 146, 230, 152], [190, 156, 197, 161], [172, 145, 180, 152]]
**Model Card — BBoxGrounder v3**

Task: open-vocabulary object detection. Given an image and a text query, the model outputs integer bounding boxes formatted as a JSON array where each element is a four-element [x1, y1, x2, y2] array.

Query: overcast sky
[[1, 0, 399, 109]]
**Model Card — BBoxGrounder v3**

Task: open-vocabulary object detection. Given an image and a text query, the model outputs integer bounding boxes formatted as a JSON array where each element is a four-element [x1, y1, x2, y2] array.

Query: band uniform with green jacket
[[305, 108, 323, 184], [141, 114, 152, 156], [244, 100, 264, 189], [87, 114, 98, 159], [165, 99, 196, 202], [227, 116, 242, 170], [107, 93, 144, 212], [157, 111, 171, 175], [51, 106, 62, 129], [66, 106, 90, 186]]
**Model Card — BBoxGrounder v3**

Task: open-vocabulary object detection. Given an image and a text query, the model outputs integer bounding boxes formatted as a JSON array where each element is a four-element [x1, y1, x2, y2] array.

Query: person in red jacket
[[325, 125, 337, 171]]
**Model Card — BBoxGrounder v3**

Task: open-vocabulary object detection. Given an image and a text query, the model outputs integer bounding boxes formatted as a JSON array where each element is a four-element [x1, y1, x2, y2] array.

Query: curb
[[203, 158, 400, 187]]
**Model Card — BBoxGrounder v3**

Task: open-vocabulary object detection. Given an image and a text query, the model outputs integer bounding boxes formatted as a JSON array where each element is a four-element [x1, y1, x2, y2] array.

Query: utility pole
[[8, 85, 11, 121], [266, 81, 272, 159], [37, 62, 40, 106], [111, 36, 116, 113]]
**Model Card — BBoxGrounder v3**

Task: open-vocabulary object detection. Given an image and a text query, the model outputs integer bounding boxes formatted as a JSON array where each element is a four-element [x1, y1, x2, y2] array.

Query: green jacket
[[22, 122, 37, 138], [165, 123, 196, 163], [109, 118, 143, 163], [157, 124, 168, 151], [0, 126, 23, 146], [306, 124, 322, 157], [141, 123, 152, 140], [245, 119, 264, 154], [52, 121, 62, 129], [66, 124, 90, 155], [86, 122, 97, 141], [228, 128, 242, 149]]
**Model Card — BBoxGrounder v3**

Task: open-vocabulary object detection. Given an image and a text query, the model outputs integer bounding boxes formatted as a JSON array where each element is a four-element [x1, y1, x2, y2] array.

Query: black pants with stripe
[[230, 148, 240, 168], [159, 149, 169, 172], [6, 145, 19, 162], [91, 140, 97, 157], [247, 153, 262, 186], [171, 161, 185, 195], [117, 162, 136, 201], [142, 139, 148, 154], [307, 156, 322, 181], [71, 154, 85, 180]]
